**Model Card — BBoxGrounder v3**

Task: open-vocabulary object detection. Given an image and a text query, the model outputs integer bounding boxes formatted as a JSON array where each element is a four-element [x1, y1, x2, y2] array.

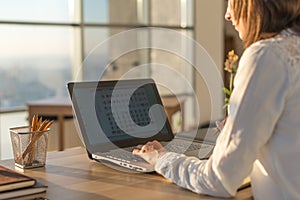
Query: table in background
[[27, 96, 186, 151], [27, 97, 73, 151], [161, 96, 186, 132], [0, 148, 252, 200]]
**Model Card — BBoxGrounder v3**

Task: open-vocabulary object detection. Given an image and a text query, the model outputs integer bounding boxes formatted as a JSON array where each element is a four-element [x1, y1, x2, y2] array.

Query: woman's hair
[[231, 0, 300, 48]]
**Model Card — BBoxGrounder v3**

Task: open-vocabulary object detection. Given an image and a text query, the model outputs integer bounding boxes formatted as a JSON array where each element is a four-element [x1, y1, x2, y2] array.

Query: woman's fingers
[[133, 143, 156, 158], [133, 144, 154, 154], [133, 148, 159, 165], [151, 140, 164, 149], [144, 140, 163, 150], [133, 141, 167, 165], [133, 140, 165, 154], [135, 144, 143, 150], [141, 144, 154, 152], [132, 148, 141, 155]]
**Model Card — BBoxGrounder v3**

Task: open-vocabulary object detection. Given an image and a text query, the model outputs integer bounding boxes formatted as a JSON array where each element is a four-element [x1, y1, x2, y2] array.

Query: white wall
[[194, 0, 225, 126]]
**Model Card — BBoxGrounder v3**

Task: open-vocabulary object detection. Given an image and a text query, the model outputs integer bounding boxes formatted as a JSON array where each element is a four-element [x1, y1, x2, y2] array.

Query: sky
[[0, 0, 108, 59]]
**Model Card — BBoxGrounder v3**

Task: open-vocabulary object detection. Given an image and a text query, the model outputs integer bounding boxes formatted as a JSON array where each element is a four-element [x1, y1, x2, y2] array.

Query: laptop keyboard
[[163, 140, 212, 153], [97, 140, 213, 164]]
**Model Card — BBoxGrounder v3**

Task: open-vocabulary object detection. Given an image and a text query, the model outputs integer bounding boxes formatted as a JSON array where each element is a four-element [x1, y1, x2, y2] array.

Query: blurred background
[[0, 0, 243, 159]]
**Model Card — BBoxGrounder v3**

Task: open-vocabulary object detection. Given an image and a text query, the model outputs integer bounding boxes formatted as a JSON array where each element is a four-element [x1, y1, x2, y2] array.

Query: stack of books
[[0, 165, 47, 199]]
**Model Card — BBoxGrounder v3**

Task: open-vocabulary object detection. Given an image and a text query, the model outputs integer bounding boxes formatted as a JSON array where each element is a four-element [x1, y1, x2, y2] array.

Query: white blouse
[[155, 30, 300, 199]]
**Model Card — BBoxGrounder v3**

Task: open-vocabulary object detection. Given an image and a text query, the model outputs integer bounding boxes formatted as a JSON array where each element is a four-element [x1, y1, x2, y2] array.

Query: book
[[0, 181, 47, 200], [0, 165, 36, 192]]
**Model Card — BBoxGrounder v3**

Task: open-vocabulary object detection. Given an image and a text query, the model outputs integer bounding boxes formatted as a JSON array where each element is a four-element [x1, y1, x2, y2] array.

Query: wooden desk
[[27, 97, 73, 151], [0, 148, 252, 200]]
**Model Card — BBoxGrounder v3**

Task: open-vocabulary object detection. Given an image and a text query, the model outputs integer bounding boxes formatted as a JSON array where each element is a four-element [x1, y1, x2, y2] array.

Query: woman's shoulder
[[245, 29, 300, 66], [250, 30, 298, 49]]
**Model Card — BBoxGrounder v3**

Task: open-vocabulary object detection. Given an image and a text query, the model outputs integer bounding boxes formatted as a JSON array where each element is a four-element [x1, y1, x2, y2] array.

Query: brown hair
[[231, 0, 300, 48]]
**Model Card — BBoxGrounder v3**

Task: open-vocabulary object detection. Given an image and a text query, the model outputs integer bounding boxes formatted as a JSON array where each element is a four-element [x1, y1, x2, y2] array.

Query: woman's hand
[[133, 140, 167, 165]]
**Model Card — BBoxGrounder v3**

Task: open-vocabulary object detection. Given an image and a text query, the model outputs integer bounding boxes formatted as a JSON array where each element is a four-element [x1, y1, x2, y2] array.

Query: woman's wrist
[[157, 148, 167, 159]]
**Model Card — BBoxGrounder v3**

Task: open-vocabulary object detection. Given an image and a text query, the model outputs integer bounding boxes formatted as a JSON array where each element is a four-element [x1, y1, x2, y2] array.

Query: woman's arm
[[155, 42, 289, 197]]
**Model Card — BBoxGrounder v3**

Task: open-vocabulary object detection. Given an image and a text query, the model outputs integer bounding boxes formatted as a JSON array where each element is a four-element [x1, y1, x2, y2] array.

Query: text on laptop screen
[[95, 85, 164, 141], [70, 80, 172, 148]]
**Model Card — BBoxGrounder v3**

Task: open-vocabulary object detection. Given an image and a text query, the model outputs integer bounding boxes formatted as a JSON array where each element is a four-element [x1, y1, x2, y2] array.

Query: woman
[[133, 0, 300, 199]]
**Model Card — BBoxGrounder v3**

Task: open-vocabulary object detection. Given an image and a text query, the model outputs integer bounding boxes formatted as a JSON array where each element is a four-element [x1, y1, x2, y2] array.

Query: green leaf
[[222, 87, 232, 96]]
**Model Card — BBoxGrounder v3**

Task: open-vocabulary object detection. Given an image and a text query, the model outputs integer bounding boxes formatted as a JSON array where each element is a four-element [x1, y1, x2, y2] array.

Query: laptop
[[67, 79, 217, 172]]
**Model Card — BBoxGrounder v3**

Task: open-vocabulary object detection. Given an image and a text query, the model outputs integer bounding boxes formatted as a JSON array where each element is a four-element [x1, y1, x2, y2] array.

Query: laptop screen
[[68, 79, 174, 153]]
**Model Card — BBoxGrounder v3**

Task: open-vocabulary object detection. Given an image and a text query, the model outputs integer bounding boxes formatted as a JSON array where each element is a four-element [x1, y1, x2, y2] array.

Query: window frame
[[0, 0, 195, 113]]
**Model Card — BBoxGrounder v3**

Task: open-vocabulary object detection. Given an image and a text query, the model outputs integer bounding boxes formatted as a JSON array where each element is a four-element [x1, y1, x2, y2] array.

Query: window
[[0, 0, 74, 23], [0, 0, 195, 128], [82, 0, 195, 97], [0, 0, 76, 111], [0, 25, 73, 109]]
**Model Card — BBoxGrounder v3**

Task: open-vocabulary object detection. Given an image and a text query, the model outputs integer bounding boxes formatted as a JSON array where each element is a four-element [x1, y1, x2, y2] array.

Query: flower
[[224, 50, 239, 74], [223, 50, 239, 109]]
